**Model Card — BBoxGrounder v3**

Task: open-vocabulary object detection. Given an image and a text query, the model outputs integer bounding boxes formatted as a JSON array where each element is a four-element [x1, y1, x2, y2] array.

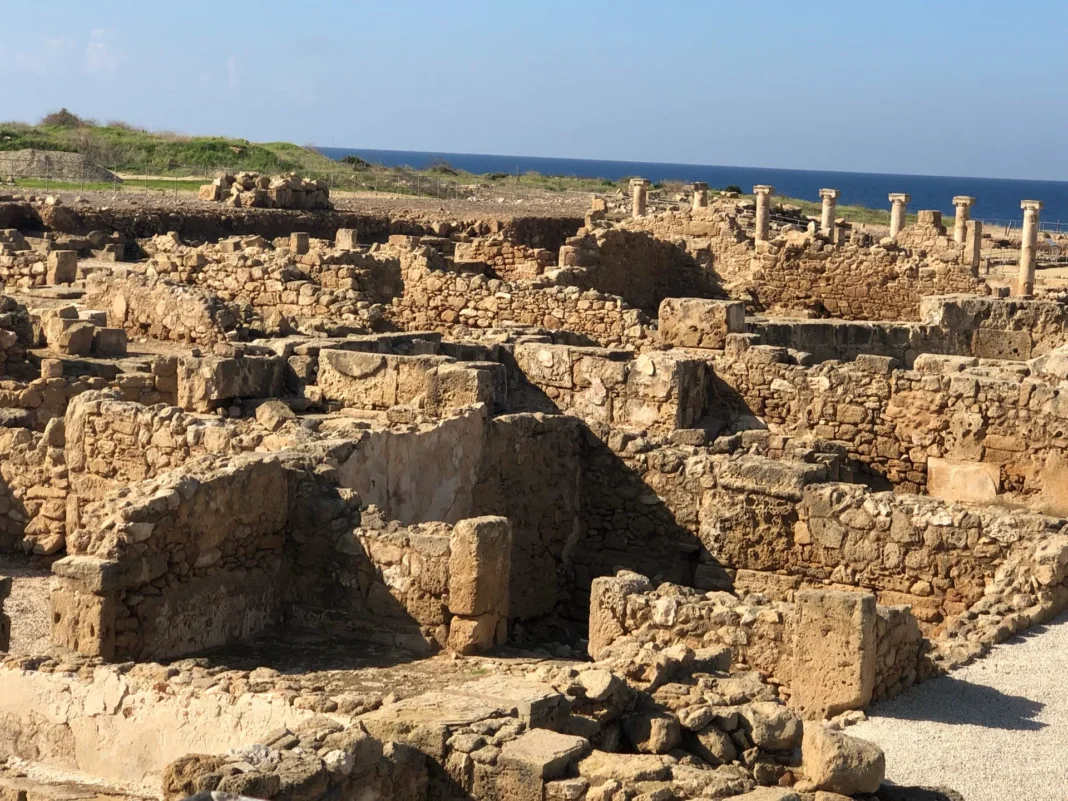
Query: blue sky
[[2, 0, 1066, 180]]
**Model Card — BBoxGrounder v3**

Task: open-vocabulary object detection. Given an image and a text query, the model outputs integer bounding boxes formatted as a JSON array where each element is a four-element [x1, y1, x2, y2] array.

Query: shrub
[[340, 155, 371, 169], [427, 158, 459, 175], [39, 108, 93, 128], [724, 184, 742, 194], [485, 172, 509, 181]]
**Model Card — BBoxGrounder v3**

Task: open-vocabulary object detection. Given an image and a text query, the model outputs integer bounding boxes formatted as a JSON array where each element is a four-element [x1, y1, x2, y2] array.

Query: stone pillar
[[630, 179, 650, 218], [952, 196, 975, 244], [888, 194, 911, 238], [753, 185, 775, 242], [692, 182, 709, 210], [819, 188, 841, 236], [965, 219, 983, 270], [1016, 200, 1043, 297]]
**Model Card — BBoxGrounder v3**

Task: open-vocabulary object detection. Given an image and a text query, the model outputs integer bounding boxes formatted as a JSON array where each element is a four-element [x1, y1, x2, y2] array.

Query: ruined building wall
[[624, 207, 989, 321], [387, 240, 652, 348], [85, 271, 239, 345], [709, 341, 1068, 510], [54, 445, 514, 661], [453, 236, 555, 280]]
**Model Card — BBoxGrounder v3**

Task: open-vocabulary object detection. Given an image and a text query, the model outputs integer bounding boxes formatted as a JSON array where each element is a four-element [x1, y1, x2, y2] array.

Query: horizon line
[[315, 145, 1068, 187]]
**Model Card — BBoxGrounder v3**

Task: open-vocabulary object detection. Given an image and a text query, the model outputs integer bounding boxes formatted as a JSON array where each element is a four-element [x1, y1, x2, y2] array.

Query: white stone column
[[1016, 200, 1043, 296], [692, 182, 709, 210], [888, 193, 911, 238], [819, 188, 841, 236], [952, 196, 975, 244], [630, 179, 650, 218], [753, 185, 775, 242]]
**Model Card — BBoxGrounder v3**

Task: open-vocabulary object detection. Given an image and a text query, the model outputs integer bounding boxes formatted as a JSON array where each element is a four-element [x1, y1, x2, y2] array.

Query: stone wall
[[387, 239, 653, 348], [511, 343, 713, 432], [708, 338, 1068, 510], [85, 270, 239, 345], [622, 204, 989, 321], [587, 573, 923, 717], [53, 446, 515, 661], [454, 236, 555, 280]]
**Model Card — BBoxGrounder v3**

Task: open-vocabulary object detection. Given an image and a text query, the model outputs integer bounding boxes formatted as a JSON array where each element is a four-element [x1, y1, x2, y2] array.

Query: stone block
[[46, 250, 78, 285], [658, 297, 746, 350], [789, 591, 876, 719], [50, 579, 116, 659], [40, 358, 63, 379], [92, 327, 128, 357], [447, 614, 501, 655], [972, 328, 1032, 360], [447, 675, 569, 730], [336, 228, 359, 250], [926, 457, 999, 505], [255, 399, 296, 432], [448, 516, 512, 617], [800, 723, 885, 796], [499, 729, 590, 780], [57, 321, 97, 356], [290, 232, 310, 255], [425, 362, 506, 414]]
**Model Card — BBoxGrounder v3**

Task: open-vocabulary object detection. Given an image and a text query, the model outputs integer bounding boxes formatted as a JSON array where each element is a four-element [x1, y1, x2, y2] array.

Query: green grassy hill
[[0, 112, 337, 175]]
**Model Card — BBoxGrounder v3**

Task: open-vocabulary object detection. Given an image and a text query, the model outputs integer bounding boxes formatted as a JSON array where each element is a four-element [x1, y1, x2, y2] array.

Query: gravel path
[[851, 612, 1068, 801], [0, 557, 53, 655]]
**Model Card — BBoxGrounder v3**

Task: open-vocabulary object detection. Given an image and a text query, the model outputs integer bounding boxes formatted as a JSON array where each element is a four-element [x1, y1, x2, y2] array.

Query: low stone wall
[[511, 342, 713, 432], [316, 349, 505, 414], [588, 573, 922, 717], [85, 270, 239, 345], [922, 294, 1068, 359], [388, 239, 653, 348], [709, 337, 1068, 508], [454, 236, 555, 280]]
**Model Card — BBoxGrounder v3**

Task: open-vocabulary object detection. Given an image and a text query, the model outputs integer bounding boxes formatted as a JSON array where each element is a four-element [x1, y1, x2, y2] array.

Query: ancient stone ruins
[[0, 180, 1064, 801]]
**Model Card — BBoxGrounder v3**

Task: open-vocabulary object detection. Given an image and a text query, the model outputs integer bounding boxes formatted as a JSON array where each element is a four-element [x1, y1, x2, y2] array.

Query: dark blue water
[[320, 147, 1068, 228]]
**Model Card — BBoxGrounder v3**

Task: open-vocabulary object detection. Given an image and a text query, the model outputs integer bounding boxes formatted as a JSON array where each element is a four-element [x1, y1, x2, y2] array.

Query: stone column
[[1016, 200, 1043, 296], [952, 196, 975, 244], [888, 193, 911, 238], [965, 219, 983, 270], [630, 179, 650, 218], [753, 185, 775, 242], [819, 188, 841, 236], [692, 182, 709, 210]]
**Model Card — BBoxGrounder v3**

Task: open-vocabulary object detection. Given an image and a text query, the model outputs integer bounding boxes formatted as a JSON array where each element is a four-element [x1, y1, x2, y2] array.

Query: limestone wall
[[623, 205, 989, 321], [588, 574, 923, 715], [709, 340, 1068, 510], [85, 270, 239, 345], [511, 343, 713, 432], [453, 236, 555, 280], [387, 239, 653, 348]]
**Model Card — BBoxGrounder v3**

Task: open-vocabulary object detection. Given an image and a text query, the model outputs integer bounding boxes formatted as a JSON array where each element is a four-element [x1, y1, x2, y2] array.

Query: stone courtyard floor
[[851, 611, 1068, 801]]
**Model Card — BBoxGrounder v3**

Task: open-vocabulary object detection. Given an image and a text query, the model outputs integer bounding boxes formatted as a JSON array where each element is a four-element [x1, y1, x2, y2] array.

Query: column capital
[[888, 193, 911, 204], [692, 181, 708, 191], [1021, 199, 1044, 211], [819, 188, 841, 200], [753, 185, 775, 196], [952, 196, 976, 207], [630, 178, 650, 188]]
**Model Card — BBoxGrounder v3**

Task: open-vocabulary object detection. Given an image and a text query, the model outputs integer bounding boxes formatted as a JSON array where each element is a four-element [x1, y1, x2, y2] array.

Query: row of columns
[[629, 179, 1045, 297]]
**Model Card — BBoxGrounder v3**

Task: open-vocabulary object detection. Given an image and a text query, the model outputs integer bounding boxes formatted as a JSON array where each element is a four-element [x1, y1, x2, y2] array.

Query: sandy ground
[[0, 556, 53, 655], [851, 612, 1068, 801]]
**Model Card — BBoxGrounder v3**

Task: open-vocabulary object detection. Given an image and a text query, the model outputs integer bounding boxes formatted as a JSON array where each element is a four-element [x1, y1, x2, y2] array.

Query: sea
[[320, 147, 1068, 231]]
